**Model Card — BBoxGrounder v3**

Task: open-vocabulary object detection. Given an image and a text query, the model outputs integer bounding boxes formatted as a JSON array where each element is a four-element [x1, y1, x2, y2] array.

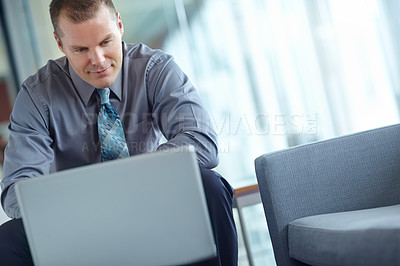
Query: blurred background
[[1, 0, 400, 265]]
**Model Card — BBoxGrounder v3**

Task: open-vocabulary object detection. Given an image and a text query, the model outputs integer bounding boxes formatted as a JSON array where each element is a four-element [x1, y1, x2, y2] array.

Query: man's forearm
[[157, 131, 219, 168]]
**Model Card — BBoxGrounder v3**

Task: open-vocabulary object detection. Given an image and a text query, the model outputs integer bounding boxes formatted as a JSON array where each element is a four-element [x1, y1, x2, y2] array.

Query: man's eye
[[75, 48, 86, 53]]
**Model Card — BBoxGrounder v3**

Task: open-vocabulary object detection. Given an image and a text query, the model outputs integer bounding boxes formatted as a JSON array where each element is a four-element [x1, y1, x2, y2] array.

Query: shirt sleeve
[[147, 55, 219, 168], [0, 85, 54, 218]]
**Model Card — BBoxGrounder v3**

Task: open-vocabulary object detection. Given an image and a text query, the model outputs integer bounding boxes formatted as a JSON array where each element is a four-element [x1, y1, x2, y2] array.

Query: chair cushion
[[288, 204, 400, 266]]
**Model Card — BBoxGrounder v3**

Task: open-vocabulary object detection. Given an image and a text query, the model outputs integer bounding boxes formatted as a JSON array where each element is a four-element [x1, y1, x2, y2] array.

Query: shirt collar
[[68, 61, 123, 106]]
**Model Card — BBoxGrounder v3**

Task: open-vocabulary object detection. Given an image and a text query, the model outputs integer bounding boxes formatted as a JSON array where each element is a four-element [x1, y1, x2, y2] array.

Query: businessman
[[0, 0, 238, 265]]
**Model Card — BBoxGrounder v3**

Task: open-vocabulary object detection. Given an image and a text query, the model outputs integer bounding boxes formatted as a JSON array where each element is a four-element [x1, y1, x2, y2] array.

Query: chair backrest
[[255, 124, 400, 266]]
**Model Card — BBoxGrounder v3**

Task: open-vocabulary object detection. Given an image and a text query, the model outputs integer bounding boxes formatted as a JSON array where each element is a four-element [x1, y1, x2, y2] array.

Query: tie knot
[[97, 88, 110, 105]]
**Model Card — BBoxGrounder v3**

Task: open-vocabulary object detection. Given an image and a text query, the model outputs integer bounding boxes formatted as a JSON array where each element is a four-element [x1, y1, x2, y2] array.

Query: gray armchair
[[255, 124, 400, 266]]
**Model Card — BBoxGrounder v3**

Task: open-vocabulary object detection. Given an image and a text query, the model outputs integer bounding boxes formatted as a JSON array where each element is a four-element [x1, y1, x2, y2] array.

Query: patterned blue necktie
[[97, 88, 130, 161]]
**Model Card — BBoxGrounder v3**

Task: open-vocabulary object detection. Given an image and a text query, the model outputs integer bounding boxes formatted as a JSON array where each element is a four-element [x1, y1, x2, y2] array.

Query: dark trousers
[[0, 167, 238, 265]]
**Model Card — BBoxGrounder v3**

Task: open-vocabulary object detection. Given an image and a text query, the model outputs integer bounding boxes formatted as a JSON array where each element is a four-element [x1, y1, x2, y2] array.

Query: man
[[0, 0, 238, 265]]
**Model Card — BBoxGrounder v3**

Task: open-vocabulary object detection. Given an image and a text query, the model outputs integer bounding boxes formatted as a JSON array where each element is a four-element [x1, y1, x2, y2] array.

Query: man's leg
[[199, 167, 238, 265], [0, 218, 34, 266]]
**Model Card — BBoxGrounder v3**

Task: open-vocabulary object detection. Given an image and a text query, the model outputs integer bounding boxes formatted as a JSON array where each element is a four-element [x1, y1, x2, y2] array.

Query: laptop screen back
[[15, 146, 216, 266]]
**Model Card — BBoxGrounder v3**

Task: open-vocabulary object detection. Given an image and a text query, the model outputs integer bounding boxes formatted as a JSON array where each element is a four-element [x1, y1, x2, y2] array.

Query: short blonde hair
[[50, 0, 117, 38]]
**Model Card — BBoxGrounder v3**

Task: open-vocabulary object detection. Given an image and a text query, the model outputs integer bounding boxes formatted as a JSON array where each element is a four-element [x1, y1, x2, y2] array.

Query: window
[[119, 0, 400, 188]]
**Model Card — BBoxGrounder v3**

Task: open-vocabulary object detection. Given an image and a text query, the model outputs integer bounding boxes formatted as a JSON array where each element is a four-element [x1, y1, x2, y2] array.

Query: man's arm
[[147, 55, 219, 168], [1, 86, 54, 218]]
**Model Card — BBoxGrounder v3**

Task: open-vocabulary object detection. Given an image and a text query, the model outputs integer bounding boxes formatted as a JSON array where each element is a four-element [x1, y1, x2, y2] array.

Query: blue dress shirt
[[1, 42, 219, 218]]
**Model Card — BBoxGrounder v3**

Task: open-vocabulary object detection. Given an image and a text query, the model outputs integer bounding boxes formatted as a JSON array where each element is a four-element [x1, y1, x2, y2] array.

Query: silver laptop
[[15, 145, 216, 266]]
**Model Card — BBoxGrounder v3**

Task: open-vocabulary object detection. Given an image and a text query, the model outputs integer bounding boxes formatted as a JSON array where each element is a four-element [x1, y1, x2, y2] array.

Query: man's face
[[54, 5, 124, 89]]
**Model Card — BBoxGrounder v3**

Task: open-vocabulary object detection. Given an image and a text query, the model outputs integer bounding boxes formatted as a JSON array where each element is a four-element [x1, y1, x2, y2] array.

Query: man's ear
[[117, 13, 124, 37], [53, 31, 64, 53]]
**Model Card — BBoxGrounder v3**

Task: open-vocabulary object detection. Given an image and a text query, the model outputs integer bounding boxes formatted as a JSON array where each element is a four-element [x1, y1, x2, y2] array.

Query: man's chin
[[86, 77, 115, 89]]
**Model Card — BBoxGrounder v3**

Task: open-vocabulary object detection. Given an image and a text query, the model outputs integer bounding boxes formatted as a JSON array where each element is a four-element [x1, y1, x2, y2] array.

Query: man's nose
[[89, 47, 105, 65]]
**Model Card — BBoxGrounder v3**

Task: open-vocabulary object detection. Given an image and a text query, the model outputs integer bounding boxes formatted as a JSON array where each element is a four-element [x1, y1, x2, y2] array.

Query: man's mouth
[[91, 67, 111, 76]]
